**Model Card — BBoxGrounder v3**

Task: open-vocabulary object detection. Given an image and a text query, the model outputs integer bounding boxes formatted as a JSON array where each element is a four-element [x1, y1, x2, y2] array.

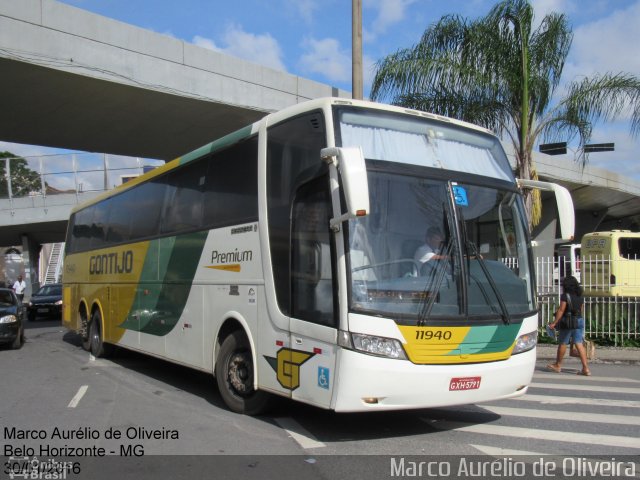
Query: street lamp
[[539, 142, 615, 155], [539, 142, 567, 155]]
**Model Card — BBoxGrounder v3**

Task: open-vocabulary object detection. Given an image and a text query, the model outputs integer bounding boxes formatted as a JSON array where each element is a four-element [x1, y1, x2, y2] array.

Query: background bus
[[63, 98, 573, 414], [557, 243, 581, 283], [582, 230, 640, 297]]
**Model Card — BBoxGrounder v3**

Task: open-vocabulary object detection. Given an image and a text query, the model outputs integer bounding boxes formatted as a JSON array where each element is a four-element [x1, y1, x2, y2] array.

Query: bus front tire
[[215, 331, 272, 415], [89, 311, 113, 358]]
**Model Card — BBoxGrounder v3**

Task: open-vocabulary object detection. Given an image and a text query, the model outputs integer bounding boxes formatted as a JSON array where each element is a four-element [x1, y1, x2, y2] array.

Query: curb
[[536, 344, 640, 365]]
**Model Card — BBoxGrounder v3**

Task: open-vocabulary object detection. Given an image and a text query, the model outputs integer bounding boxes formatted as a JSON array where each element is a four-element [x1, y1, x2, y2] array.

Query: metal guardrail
[[1, 152, 163, 206], [534, 255, 640, 344]]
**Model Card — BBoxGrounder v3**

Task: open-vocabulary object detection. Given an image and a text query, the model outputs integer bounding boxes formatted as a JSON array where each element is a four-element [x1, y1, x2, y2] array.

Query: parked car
[[27, 283, 63, 321], [0, 288, 25, 349]]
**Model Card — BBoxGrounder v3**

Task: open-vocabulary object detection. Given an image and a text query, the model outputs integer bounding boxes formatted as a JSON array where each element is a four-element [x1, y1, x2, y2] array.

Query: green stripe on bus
[[118, 231, 209, 335], [179, 125, 253, 165], [447, 323, 521, 356]]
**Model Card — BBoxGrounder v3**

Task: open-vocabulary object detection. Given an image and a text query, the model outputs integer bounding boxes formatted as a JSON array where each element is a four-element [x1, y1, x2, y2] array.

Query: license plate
[[449, 376, 481, 391], [37, 308, 49, 313]]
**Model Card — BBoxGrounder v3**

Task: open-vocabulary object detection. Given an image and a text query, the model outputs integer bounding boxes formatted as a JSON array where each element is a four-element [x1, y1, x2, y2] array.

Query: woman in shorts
[[547, 275, 591, 376]]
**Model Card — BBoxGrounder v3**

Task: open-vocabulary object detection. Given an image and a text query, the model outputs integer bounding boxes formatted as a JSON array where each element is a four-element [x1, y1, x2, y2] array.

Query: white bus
[[62, 98, 574, 414]]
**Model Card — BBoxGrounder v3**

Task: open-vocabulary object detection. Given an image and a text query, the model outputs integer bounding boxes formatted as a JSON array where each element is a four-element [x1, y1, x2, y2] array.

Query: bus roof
[[583, 230, 640, 238]]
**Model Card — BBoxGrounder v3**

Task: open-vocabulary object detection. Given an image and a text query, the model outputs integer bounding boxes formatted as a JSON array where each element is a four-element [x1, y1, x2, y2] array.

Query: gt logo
[[264, 348, 315, 390]]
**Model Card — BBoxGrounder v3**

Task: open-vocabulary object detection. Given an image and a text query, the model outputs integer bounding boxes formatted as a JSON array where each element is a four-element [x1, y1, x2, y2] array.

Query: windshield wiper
[[417, 238, 454, 326], [465, 240, 512, 325]]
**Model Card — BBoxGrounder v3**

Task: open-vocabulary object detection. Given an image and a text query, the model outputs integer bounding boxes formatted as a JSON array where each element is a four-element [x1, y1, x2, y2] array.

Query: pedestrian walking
[[546, 275, 591, 376], [12, 275, 26, 302]]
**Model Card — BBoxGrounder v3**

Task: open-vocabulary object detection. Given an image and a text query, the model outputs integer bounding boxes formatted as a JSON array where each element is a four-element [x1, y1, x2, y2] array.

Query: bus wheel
[[89, 311, 113, 358], [215, 331, 272, 415], [81, 314, 91, 351]]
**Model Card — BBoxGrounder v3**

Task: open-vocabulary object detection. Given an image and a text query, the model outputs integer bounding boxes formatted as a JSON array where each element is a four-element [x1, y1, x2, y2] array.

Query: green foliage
[[588, 336, 640, 348], [0, 151, 42, 198], [584, 300, 640, 347]]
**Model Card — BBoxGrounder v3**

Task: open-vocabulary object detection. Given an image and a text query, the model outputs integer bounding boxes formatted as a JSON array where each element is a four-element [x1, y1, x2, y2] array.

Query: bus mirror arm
[[321, 147, 370, 231], [516, 178, 575, 242]]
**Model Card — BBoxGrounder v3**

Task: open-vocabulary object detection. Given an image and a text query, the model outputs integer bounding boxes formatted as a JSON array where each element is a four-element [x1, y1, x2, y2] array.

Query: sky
[[2, 0, 640, 185]]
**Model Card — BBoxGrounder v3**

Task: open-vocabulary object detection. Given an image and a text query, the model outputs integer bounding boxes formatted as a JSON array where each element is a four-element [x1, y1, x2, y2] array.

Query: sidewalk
[[537, 343, 640, 364]]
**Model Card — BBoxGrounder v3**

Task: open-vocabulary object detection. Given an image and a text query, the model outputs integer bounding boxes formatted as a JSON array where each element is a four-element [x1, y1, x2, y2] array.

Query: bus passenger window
[[129, 179, 165, 240], [203, 137, 258, 228], [161, 162, 206, 234], [619, 238, 640, 259]]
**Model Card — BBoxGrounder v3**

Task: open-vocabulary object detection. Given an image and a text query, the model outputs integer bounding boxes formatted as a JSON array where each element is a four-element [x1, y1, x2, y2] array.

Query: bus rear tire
[[81, 313, 91, 351], [89, 311, 113, 358], [215, 331, 272, 415]]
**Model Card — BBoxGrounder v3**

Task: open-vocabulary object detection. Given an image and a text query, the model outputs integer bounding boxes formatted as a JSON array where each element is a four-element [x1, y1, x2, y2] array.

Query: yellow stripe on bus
[[206, 264, 241, 272]]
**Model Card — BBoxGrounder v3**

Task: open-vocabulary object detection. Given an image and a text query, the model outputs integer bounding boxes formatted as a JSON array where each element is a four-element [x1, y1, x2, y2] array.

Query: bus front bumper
[[332, 347, 536, 412]]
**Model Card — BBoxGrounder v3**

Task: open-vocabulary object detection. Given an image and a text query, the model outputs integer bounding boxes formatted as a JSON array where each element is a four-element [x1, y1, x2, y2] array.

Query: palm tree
[[370, 0, 640, 228]]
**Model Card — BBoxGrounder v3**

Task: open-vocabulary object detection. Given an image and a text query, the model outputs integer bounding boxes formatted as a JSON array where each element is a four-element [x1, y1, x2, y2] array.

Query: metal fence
[[535, 255, 640, 344]]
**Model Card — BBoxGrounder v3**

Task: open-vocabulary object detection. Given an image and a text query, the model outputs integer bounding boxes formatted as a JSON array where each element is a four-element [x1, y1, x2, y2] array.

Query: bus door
[[288, 175, 339, 408]]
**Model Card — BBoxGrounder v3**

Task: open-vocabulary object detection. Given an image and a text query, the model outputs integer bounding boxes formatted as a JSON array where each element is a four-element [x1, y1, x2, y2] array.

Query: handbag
[[570, 339, 596, 360], [569, 342, 580, 357], [559, 293, 579, 330]]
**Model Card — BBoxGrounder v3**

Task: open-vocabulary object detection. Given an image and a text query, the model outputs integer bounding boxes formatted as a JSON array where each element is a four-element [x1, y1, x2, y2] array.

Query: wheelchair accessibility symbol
[[318, 367, 330, 390]]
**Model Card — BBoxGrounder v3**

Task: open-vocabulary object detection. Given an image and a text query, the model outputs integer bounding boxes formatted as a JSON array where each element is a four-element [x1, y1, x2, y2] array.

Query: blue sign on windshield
[[453, 186, 468, 206]]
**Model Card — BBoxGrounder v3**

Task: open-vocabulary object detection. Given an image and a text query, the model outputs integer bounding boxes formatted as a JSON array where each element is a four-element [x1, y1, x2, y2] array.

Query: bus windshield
[[337, 108, 534, 322], [347, 169, 534, 321]]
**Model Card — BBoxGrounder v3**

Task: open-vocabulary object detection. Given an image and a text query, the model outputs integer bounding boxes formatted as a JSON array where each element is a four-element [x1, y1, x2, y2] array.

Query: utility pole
[[352, 0, 363, 100]]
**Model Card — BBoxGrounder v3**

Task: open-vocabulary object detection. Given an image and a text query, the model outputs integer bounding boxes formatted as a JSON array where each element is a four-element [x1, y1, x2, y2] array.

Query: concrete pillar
[[20, 234, 40, 302]]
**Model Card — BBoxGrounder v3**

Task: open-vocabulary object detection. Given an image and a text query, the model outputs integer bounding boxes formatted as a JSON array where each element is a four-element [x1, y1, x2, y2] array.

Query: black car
[[27, 283, 63, 321], [0, 288, 25, 349]]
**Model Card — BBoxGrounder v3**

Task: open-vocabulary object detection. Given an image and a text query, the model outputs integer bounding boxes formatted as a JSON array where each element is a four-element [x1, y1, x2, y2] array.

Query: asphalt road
[[1, 320, 638, 480]]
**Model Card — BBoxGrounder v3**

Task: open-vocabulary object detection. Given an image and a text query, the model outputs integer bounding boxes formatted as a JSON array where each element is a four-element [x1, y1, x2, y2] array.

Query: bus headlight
[[348, 332, 407, 360], [0, 315, 17, 324], [512, 330, 537, 354]]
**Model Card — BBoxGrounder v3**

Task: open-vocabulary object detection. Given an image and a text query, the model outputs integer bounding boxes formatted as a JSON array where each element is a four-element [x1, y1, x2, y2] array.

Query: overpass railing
[[1, 152, 163, 206]]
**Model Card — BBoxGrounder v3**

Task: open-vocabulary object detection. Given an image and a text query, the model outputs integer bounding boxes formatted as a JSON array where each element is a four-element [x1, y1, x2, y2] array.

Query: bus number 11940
[[415, 330, 452, 341]]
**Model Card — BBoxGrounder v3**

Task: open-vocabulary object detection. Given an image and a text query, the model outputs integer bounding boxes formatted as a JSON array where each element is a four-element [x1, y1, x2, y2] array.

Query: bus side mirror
[[517, 179, 575, 242], [321, 147, 370, 230]]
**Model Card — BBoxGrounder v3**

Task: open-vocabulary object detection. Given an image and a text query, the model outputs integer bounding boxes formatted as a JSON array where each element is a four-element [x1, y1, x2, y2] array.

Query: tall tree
[[371, 0, 640, 228], [0, 151, 42, 198]]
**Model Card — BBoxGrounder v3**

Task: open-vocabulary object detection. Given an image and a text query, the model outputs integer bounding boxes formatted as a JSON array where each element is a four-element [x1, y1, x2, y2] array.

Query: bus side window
[[105, 189, 135, 244], [291, 177, 336, 327], [203, 136, 258, 228], [70, 207, 93, 253], [88, 199, 111, 250], [619, 237, 640, 260], [128, 179, 166, 240], [161, 161, 207, 234]]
